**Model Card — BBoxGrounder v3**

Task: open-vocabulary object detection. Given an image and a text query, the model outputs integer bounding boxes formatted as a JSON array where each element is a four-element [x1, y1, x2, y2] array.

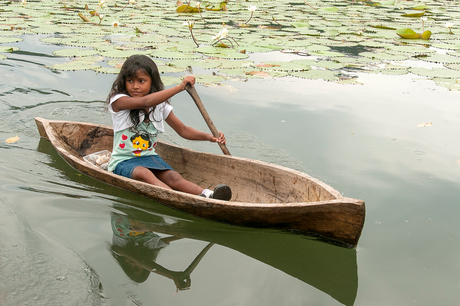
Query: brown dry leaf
[[417, 122, 433, 127], [5, 135, 19, 144], [246, 71, 271, 77], [177, 0, 183, 6], [256, 63, 281, 68]]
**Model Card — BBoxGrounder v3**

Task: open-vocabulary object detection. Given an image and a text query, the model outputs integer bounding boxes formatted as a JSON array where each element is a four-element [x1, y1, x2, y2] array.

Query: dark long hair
[[107, 55, 167, 129]]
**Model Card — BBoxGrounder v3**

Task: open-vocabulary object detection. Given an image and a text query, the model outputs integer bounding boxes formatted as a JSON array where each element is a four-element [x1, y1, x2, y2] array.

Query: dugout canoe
[[35, 117, 365, 248]]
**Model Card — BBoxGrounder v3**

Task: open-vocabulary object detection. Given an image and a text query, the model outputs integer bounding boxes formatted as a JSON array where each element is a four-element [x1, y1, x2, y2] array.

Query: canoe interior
[[38, 120, 342, 204]]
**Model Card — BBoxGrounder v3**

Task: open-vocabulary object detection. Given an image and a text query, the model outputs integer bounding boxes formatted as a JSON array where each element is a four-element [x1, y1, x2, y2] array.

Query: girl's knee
[[157, 170, 184, 186], [132, 166, 153, 181]]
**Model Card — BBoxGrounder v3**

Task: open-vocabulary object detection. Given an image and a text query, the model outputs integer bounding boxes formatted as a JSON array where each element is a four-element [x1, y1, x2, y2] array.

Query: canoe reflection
[[111, 205, 358, 306], [37, 139, 358, 305], [109, 212, 213, 292]]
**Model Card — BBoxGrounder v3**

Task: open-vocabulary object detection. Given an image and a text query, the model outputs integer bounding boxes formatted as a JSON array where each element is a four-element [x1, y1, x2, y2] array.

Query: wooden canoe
[[35, 117, 365, 248]]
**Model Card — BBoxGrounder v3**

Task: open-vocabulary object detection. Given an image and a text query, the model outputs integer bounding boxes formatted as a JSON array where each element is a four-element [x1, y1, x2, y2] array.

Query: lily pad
[[258, 61, 309, 72], [47, 60, 102, 71], [0, 46, 19, 53], [432, 77, 460, 90], [98, 48, 151, 58], [359, 51, 408, 61], [168, 59, 221, 69], [159, 65, 186, 73], [290, 69, 338, 81], [195, 74, 227, 84], [409, 67, 460, 78], [93, 66, 121, 74], [419, 54, 460, 64], [0, 36, 23, 43], [53, 48, 99, 57], [219, 60, 254, 69], [161, 76, 183, 87], [151, 50, 202, 59], [4, 0, 460, 88], [396, 28, 421, 39], [218, 68, 252, 76]]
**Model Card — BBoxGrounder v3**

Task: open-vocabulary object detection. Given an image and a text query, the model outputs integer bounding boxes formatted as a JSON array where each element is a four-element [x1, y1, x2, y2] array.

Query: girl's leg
[[153, 170, 204, 195], [131, 166, 172, 189]]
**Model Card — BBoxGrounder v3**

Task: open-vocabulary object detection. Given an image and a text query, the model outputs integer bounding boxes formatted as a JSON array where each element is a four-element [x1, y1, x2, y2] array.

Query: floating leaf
[[380, 0, 396, 6], [0, 36, 23, 43], [409, 67, 460, 78], [0, 46, 19, 53], [93, 66, 121, 74], [259, 61, 309, 72], [396, 28, 421, 39], [417, 123, 432, 127], [369, 24, 396, 30], [402, 12, 425, 18], [444, 63, 460, 71], [218, 68, 251, 76], [159, 65, 186, 73], [412, 5, 429, 10], [256, 63, 280, 68], [99, 49, 151, 58], [421, 31, 432, 40], [246, 71, 271, 78], [219, 60, 254, 69], [319, 7, 340, 13], [161, 76, 183, 87], [152, 50, 202, 60], [359, 51, 408, 61], [168, 59, 221, 69], [5, 135, 19, 144], [432, 77, 460, 91], [291, 22, 310, 28], [385, 45, 433, 54], [53, 48, 99, 57], [381, 69, 408, 75], [176, 5, 199, 13], [419, 54, 460, 64], [290, 70, 338, 81], [195, 74, 226, 84]]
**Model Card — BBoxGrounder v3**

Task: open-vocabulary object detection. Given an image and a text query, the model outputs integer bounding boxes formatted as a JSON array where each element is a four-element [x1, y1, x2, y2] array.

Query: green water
[[1, 35, 459, 306]]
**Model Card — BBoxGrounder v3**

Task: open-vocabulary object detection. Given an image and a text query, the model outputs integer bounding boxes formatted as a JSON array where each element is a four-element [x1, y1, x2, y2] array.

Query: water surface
[[0, 34, 459, 306]]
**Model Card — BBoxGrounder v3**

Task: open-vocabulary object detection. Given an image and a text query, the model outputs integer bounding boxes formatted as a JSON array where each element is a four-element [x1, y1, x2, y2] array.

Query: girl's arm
[[111, 76, 195, 112], [165, 111, 226, 144]]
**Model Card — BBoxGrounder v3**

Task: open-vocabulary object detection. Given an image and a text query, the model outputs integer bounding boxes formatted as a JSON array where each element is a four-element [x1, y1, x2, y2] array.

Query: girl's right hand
[[180, 75, 196, 91]]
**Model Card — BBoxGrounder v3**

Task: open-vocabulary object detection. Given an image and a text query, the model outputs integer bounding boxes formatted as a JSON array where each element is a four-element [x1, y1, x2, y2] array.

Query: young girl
[[107, 54, 231, 201]]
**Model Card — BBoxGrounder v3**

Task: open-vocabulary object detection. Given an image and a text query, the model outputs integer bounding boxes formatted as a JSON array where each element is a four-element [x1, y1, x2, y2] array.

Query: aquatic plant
[[184, 21, 199, 47], [1, 0, 460, 89], [445, 22, 454, 34], [245, 6, 257, 25]]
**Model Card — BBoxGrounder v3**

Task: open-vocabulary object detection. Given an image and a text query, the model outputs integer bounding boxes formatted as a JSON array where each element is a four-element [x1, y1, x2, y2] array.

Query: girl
[[107, 54, 231, 201]]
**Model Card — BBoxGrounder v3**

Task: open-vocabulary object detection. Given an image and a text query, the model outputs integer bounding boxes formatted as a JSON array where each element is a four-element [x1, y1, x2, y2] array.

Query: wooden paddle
[[185, 84, 231, 156]]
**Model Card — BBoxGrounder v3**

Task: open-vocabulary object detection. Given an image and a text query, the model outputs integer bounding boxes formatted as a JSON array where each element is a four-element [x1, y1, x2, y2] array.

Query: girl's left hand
[[210, 132, 226, 145], [179, 75, 196, 91]]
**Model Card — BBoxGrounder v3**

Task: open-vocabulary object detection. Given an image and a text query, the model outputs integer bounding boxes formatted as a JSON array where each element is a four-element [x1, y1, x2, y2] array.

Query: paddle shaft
[[185, 84, 231, 156]]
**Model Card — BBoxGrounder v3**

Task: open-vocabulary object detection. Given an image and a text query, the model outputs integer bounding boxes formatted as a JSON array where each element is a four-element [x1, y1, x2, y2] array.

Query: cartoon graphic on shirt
[[131, 133, 153, 156]]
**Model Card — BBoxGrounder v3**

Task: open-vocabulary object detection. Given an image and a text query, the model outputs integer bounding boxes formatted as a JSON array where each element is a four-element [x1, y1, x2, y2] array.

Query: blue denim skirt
[[113, 155, 174, 179]]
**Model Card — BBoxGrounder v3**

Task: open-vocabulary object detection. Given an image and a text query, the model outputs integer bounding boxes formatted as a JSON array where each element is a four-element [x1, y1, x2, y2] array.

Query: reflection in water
[[112, 204, 359, 306], [109, 212, 213, 292], [38, 137, 358, 305]]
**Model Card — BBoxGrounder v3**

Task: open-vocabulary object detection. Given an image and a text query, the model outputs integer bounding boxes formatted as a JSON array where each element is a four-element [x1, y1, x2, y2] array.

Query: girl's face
[[125, 69, 152, 97]]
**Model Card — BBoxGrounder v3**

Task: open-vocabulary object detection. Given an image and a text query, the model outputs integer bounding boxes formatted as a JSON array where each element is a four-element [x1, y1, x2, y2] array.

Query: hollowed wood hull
[[35, 117, 365, 247]]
